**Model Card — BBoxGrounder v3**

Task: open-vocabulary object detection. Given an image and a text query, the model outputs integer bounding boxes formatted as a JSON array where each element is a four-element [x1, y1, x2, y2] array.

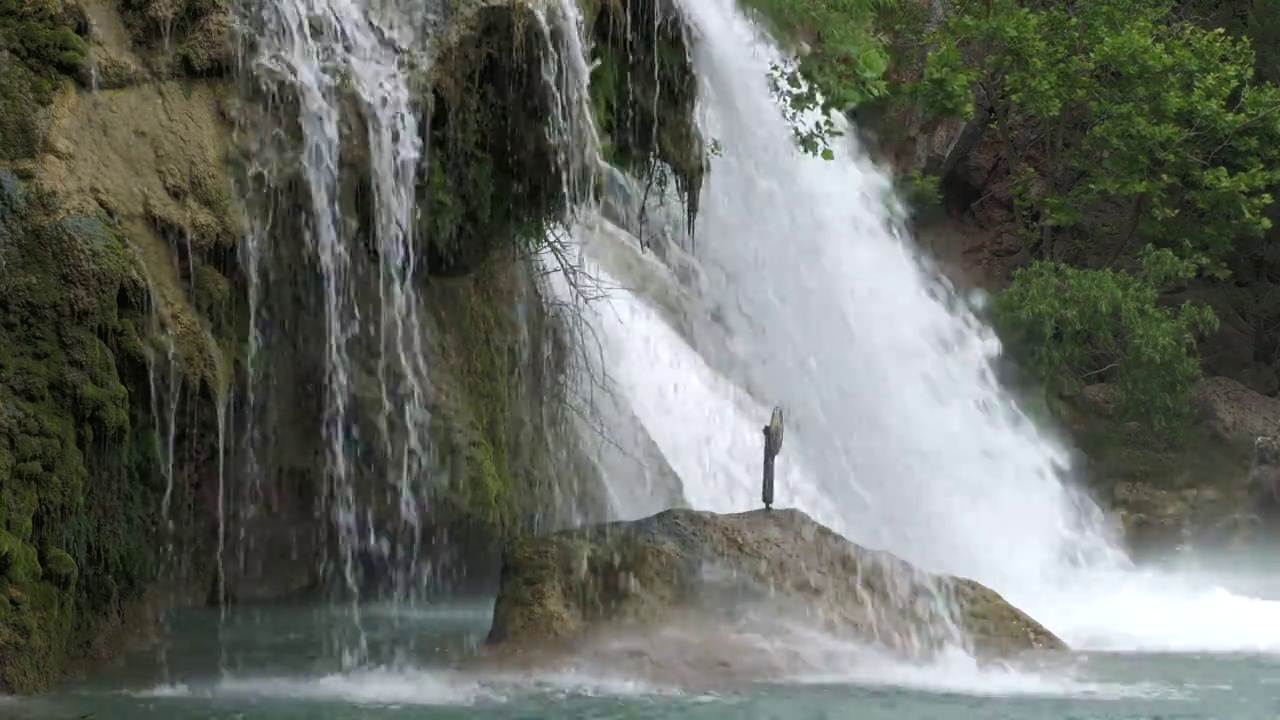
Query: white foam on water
[[129, 670, 499, 707], [125, 667, 694, 708], [769, 629, 1176, 700]]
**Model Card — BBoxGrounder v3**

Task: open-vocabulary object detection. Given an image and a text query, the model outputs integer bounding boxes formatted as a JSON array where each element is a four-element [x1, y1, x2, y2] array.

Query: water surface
[[10, 604, 1279, 719]]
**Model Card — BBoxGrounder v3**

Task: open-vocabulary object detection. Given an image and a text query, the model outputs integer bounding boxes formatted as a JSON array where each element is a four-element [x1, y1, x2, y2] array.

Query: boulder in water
[[486, 508, 1065, 662]]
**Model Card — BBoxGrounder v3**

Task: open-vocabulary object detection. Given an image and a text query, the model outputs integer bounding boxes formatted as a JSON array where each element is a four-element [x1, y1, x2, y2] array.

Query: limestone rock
[[487, 508, 1065, 662], [1193, 376, 1280, 443]]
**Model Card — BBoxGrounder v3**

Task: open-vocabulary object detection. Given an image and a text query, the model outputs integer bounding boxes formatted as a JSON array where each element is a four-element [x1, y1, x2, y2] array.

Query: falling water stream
[[15, 0, 1280, 717], [243, 0, 436, 663]]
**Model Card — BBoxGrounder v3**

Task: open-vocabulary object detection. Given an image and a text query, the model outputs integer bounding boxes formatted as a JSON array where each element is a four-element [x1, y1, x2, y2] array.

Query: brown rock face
[[1194, 376, 1280, 442], [486, 508, 1065, 663]]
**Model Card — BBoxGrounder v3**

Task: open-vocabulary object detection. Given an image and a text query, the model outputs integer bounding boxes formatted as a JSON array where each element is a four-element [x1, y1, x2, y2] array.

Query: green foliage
[[739, 0, 926, 157], [916, 0, 1280, 275], [993, 247, 1219, 441], [897, 169, 943, 214]]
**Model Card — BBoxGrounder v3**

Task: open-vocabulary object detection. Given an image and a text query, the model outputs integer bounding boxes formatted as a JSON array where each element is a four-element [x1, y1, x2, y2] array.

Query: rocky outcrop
[[486, 508, 1064, 662], [1063, 377, 1280, 553], [1193, 376, 1280, 443], [1249, 436, 1280, 519]]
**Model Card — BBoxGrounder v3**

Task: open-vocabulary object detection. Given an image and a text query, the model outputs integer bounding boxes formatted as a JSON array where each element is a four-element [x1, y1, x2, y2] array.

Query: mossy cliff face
[[0, 0, 706, 687], [0, 0, 87, 161], [0, 0, 243, 692], [0, 177, 154, 694]]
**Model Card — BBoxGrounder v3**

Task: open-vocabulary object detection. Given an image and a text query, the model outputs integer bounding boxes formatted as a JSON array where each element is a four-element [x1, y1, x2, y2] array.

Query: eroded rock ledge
[[486, 508, 1065, 663]]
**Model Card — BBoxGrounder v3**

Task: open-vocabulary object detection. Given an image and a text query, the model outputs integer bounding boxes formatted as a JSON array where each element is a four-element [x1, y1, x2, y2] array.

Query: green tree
[[993, 246, 1218, 440], [738, 0, 929, 158], [919, 0, 1280, 276]]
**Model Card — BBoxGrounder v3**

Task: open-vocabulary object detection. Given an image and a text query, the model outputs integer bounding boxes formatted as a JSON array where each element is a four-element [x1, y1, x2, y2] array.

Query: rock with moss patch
[[487, 508, 1065, 661]]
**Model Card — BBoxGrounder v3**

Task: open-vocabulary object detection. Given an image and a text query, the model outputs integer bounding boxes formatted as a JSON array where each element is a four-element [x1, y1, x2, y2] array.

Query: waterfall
[[560, 0, 1280, 654], [229, 0, 1280, 667], [243, 0, 433, 661]]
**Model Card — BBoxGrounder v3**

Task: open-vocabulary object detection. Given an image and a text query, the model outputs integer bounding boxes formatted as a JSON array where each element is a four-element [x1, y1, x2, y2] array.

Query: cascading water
[[230, 0, 1280, 670], [563, 0, 1280, 655], [672, 0, 1109, 589], [244, 0, 434, 660]]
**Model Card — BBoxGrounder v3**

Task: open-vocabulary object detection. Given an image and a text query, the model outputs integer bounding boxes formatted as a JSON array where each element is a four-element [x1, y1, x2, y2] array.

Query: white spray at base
[[559, 0, 1280, 656]]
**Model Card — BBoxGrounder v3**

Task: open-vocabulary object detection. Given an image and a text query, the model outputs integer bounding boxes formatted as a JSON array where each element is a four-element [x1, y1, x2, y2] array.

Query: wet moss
[[582, 0, 704, 229], [0, 0, 88, 161], [0, 0, 87, 79], [421, 2, 565, 276], [429, 269, 518, 532], [0, 174, 162, 693], [118, 0, 233, 75], [0, 55, 48, 162]]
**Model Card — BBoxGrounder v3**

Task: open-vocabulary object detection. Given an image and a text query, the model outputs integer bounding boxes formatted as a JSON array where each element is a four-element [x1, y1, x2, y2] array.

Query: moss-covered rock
[[424, 256, 609, 542], [0, 0, 89, 161], [417, 1, 566, 276], [0, 174, 163, 693], [117, 0, 233, 76], [417, 0, 704, 276], [582, 0, 704, 230], [487, 508, 1065, 661], [27, 79, 244, 397], [0, 0, 88, 79]]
